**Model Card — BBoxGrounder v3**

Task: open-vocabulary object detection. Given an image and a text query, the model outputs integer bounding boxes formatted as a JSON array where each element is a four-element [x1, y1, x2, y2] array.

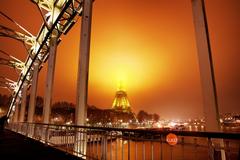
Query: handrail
[[13, 122, 240, 139], [6, 122, 240, 160]]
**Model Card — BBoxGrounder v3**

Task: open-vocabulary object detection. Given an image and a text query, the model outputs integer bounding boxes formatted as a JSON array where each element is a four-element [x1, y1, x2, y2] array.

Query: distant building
[[86, 86, 137, 126], [112, 88, 131, 112]]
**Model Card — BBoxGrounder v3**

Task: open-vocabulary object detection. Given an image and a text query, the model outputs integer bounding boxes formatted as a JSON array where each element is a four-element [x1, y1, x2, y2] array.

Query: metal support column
[[192, 1, 226, 160], [75, 0, 93, 126], [27, 62, 39, 122], [74, 0, 93, 158], [43, 33, 58, 124], [19, 83, 28, 122], [191, 0, 220, 132]]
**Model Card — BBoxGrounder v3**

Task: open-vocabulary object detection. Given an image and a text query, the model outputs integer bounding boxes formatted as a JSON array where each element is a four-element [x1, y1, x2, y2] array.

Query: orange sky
[[0, 0, 239, 120]]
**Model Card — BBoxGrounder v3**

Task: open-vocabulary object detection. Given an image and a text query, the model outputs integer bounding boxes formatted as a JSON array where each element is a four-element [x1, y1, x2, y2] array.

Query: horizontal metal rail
[[6, 122, 240, 160]]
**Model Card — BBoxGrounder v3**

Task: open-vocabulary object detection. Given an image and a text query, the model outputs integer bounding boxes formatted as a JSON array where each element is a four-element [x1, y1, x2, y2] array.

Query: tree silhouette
[[137, 110, 160, 122]]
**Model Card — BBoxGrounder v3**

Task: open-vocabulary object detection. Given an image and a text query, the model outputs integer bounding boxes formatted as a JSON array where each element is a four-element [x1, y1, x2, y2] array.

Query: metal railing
[[6, 122, 240, 160]]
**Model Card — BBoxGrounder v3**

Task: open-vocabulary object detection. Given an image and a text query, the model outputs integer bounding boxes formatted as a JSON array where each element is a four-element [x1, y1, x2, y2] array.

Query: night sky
[[0, 0, 239, 120]]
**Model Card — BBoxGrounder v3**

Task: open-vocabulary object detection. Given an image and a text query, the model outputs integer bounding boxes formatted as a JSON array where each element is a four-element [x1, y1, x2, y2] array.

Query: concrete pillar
[[75, 0, 93, 126], [43, 32, 58, 124], [191, 0, 220, 132], [19, 83, 28, 122], [27, 62, 39, 123]]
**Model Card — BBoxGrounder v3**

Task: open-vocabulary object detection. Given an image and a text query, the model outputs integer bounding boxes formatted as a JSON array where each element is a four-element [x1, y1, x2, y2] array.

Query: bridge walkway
[[0, 129, 82, 160]]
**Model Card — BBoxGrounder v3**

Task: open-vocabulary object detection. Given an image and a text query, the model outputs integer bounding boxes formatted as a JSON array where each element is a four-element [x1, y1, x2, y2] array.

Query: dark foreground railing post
[[238, 143, 240, 160], [122, 135, 124, 160], [101, 132, 107, 160], [66, 127, 68, 153], [25, 123, 29, 137], [194, 138, 198, 158], [128, 133, 130, 160], [105, 133, 108, 159], [181, 137, 185, 160], [170, 146, 173, 160], [110, 132, 113, 160], [142, 140, 145, 160], [115, 135, 118, 160], [160, 134, 163, 160], [45, 125, 49, 144], [135, 137, 137, 160], [30, 123, 33, 138], [151, 137, 154, 160], [96, 133, 99, 159], [208, 138, 214, 160], [225, 140, 230, 159], [88, 131, 91, 157]]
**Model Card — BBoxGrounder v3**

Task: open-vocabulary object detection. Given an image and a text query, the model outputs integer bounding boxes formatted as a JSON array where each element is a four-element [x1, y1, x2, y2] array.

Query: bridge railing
[[6, 122, 240, 160]]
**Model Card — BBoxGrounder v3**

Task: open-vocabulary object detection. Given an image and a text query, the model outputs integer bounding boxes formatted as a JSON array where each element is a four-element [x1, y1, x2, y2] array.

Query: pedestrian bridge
[[5, 122, 240, 160], [1, 0, 240, 159]]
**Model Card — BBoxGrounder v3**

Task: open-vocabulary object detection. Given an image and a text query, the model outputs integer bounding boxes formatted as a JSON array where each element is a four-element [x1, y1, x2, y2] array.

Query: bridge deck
[[0, 129, 81, 160]]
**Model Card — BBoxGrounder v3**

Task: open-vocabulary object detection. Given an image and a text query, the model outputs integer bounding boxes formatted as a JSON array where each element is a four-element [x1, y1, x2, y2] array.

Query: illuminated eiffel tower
[[112, 83, 131, 112]]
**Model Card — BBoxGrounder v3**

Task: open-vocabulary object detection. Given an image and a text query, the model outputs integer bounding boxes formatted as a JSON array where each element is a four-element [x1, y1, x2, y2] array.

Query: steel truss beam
[[0, 25, 36, 58], [0, 76, 17, 92], [0, 12, 37, 59], [5, 0, 84, 118], [0, 50, 24, 70]]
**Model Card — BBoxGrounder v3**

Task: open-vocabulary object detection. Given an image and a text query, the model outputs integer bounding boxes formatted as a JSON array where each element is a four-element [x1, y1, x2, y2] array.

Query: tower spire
[[117, 80, 124, 91]]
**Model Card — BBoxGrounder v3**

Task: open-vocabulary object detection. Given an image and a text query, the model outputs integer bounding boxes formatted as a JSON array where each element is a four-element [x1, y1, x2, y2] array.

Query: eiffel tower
[[112, 83, 131, 112]]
